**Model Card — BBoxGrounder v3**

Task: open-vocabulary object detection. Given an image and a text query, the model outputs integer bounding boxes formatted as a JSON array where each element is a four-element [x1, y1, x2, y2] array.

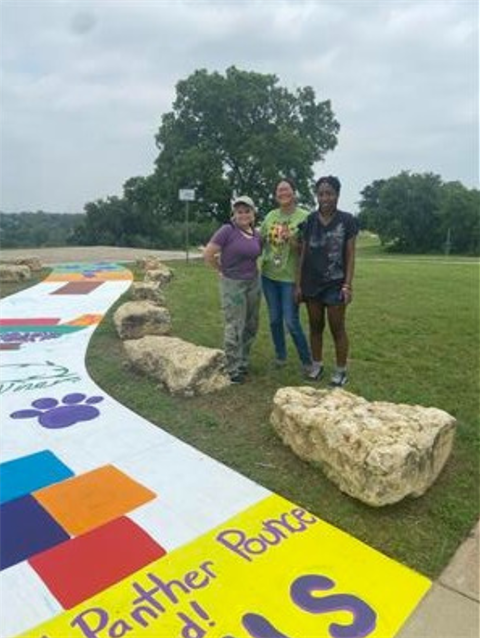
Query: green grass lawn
[[2, 247, 478, 578]]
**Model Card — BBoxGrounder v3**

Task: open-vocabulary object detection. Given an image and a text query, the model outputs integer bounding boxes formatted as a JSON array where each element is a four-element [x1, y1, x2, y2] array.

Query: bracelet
[[342, 284, 352, 290]]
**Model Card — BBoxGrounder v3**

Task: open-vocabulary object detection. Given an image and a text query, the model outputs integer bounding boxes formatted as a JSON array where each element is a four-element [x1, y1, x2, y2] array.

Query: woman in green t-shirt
[[260, 178, 313, 375]]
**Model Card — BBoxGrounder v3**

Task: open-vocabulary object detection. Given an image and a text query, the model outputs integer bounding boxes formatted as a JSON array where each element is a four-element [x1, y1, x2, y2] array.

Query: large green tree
[[358, 171, 479, 255], [356, 179, 386, 231], [439, 181, 480, 255], [154, 66, 340, 219]]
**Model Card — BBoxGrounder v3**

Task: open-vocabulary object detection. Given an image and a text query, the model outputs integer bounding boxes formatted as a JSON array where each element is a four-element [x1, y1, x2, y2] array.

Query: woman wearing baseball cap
[[204, 196, 262, 384]]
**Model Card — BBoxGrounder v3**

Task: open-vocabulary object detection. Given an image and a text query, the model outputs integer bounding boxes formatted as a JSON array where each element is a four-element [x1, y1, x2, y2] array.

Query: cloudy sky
[[0, 0, 477, 215]]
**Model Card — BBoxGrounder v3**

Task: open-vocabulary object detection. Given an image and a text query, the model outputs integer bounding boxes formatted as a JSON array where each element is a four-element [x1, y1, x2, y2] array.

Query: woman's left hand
[[341, 285, 353, 305]]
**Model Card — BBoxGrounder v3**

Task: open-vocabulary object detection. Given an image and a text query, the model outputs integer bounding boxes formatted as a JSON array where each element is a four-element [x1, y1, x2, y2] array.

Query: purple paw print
[[10, 393, 104, 429]]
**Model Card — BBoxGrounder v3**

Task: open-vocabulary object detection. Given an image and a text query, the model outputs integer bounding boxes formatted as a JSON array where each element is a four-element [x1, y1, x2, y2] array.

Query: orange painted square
[[64, 314, 103, 326], [33, 465, 156, 536]]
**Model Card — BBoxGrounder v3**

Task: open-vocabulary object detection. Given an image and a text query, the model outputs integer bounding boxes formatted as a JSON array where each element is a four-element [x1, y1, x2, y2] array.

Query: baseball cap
[[232, 195, 256, 211]]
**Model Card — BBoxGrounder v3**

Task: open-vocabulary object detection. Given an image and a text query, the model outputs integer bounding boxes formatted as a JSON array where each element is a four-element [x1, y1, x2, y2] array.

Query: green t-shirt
[[260, 207, 309, 282]]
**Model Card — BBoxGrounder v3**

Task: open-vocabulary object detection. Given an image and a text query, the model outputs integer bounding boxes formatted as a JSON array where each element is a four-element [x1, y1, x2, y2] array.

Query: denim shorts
[[306, 284, 345, 306]]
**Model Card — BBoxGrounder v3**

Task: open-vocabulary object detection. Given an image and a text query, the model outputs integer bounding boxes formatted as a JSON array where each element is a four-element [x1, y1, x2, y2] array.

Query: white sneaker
[[329, 370, 348, 387], [305, 364, 324, 380]]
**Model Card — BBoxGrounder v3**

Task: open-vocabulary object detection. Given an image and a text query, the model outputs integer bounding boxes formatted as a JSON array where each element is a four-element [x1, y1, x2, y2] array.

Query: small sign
[[178, 189, 195, 201]]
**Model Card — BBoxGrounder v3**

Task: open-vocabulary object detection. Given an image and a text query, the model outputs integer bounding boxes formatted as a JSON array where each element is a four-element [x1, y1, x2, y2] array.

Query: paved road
[[2, 246, 477, 267], [0, 246, 202, 265]]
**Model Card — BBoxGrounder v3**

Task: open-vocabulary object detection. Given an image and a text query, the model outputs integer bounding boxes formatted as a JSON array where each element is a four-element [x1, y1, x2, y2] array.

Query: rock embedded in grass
[[123, 335, 230, 396], [113, 301, 171, 340], [143, 266, 173, 285], [0, 264, 31, 282], [270, 387, 457, 507], [135, 257, 174, 286], [129, 282, 166, 306], [12, 256, 43, 271], [135, 256, 163, 270]]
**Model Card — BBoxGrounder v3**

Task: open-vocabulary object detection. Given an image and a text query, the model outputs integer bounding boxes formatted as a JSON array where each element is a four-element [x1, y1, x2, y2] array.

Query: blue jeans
[[261, 275, 311, 365]]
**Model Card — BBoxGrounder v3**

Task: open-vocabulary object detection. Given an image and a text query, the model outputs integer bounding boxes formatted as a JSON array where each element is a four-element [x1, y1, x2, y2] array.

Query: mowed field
[[86, 243, 479, 579], [2, 239, 478, 577]]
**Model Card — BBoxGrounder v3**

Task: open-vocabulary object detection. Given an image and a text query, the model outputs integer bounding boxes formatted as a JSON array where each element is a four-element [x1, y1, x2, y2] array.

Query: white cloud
[[0, 0, 477, 213]]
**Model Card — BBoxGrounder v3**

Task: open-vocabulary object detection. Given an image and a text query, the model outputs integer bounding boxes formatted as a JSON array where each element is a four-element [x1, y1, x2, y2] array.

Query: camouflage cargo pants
[[219, 276, 261, 377]]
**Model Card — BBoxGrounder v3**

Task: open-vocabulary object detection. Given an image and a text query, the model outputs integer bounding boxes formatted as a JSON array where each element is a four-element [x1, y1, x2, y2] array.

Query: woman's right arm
[[295, 217, 309, 303], [294, 240, 306, 304], [203, 242, 222, 274], [259, 212, 271, 243]]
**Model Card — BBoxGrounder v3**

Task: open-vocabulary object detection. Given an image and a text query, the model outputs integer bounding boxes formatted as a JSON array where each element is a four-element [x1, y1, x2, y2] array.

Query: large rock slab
[[113, 301, 171, 340], [0, 264, 31, 282], [271, 387, 457, 506], [136, 256, 167, 271], [135, 256, 173, 285], [143, 265, 173, 286], [12, 256, 43, 271], [129, 282, 166, 305], [123, 335, 230, 396]]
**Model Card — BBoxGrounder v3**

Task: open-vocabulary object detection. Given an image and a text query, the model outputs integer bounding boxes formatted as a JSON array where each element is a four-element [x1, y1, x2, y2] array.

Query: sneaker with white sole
[[329, 370, 348, 387], [305, 364, 324, 380], [229, 372, 246, 384]]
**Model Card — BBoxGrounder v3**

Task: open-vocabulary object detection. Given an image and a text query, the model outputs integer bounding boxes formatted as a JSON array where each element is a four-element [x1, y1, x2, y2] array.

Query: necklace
[[235, 224, 254, 237]]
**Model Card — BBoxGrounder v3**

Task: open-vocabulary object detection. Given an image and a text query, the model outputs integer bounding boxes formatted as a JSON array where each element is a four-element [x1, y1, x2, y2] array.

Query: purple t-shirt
[[210, 223, 262, 280]]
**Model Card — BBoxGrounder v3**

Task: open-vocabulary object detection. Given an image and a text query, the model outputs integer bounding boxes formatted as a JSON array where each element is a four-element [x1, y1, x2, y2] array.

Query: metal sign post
[[445, 227, 452, 256], [178, 189, 196, 263]]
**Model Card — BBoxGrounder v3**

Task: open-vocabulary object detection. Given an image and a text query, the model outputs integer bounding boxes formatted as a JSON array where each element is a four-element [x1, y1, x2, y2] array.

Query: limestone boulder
[[13, 256, 43, 271], [113, 301, 171, 340], [123, 335, 230, 396], [271, 387, 457, 507], [130, 282, 166, 305], [143, 265, 173, 286], [136, 256, 166, 271], [0, 264, 31, 282]]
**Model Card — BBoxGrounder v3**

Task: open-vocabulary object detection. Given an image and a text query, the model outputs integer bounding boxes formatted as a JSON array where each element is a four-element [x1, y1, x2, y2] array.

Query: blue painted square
[[0, 450, 74, 505], [0, 494, 70, 570]]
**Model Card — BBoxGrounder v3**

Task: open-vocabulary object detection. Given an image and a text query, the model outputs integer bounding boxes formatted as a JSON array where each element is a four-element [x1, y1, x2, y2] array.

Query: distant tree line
[[357, 172, 479, 255], [69, 188, 220, 249], [0, 212, 84, 249]]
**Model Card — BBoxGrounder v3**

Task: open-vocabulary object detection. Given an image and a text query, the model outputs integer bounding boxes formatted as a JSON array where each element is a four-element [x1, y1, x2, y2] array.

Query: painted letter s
[[290, 574, 377, 638]]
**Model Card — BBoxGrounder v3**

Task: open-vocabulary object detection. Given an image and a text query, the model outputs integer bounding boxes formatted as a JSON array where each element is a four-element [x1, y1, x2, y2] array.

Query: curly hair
[[315, 175, 341, 194]]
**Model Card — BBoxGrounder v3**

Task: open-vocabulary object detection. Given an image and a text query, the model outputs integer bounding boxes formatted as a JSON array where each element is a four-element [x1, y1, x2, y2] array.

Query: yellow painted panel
[[19, 494, 430, 638], [46, 272, 132, 282]]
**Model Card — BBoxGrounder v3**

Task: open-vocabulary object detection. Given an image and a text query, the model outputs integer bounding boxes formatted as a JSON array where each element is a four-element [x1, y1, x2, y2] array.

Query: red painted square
[[51, 282, 102, 295], [29, 517, 166, 609], [0, 318, 60, 326]]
